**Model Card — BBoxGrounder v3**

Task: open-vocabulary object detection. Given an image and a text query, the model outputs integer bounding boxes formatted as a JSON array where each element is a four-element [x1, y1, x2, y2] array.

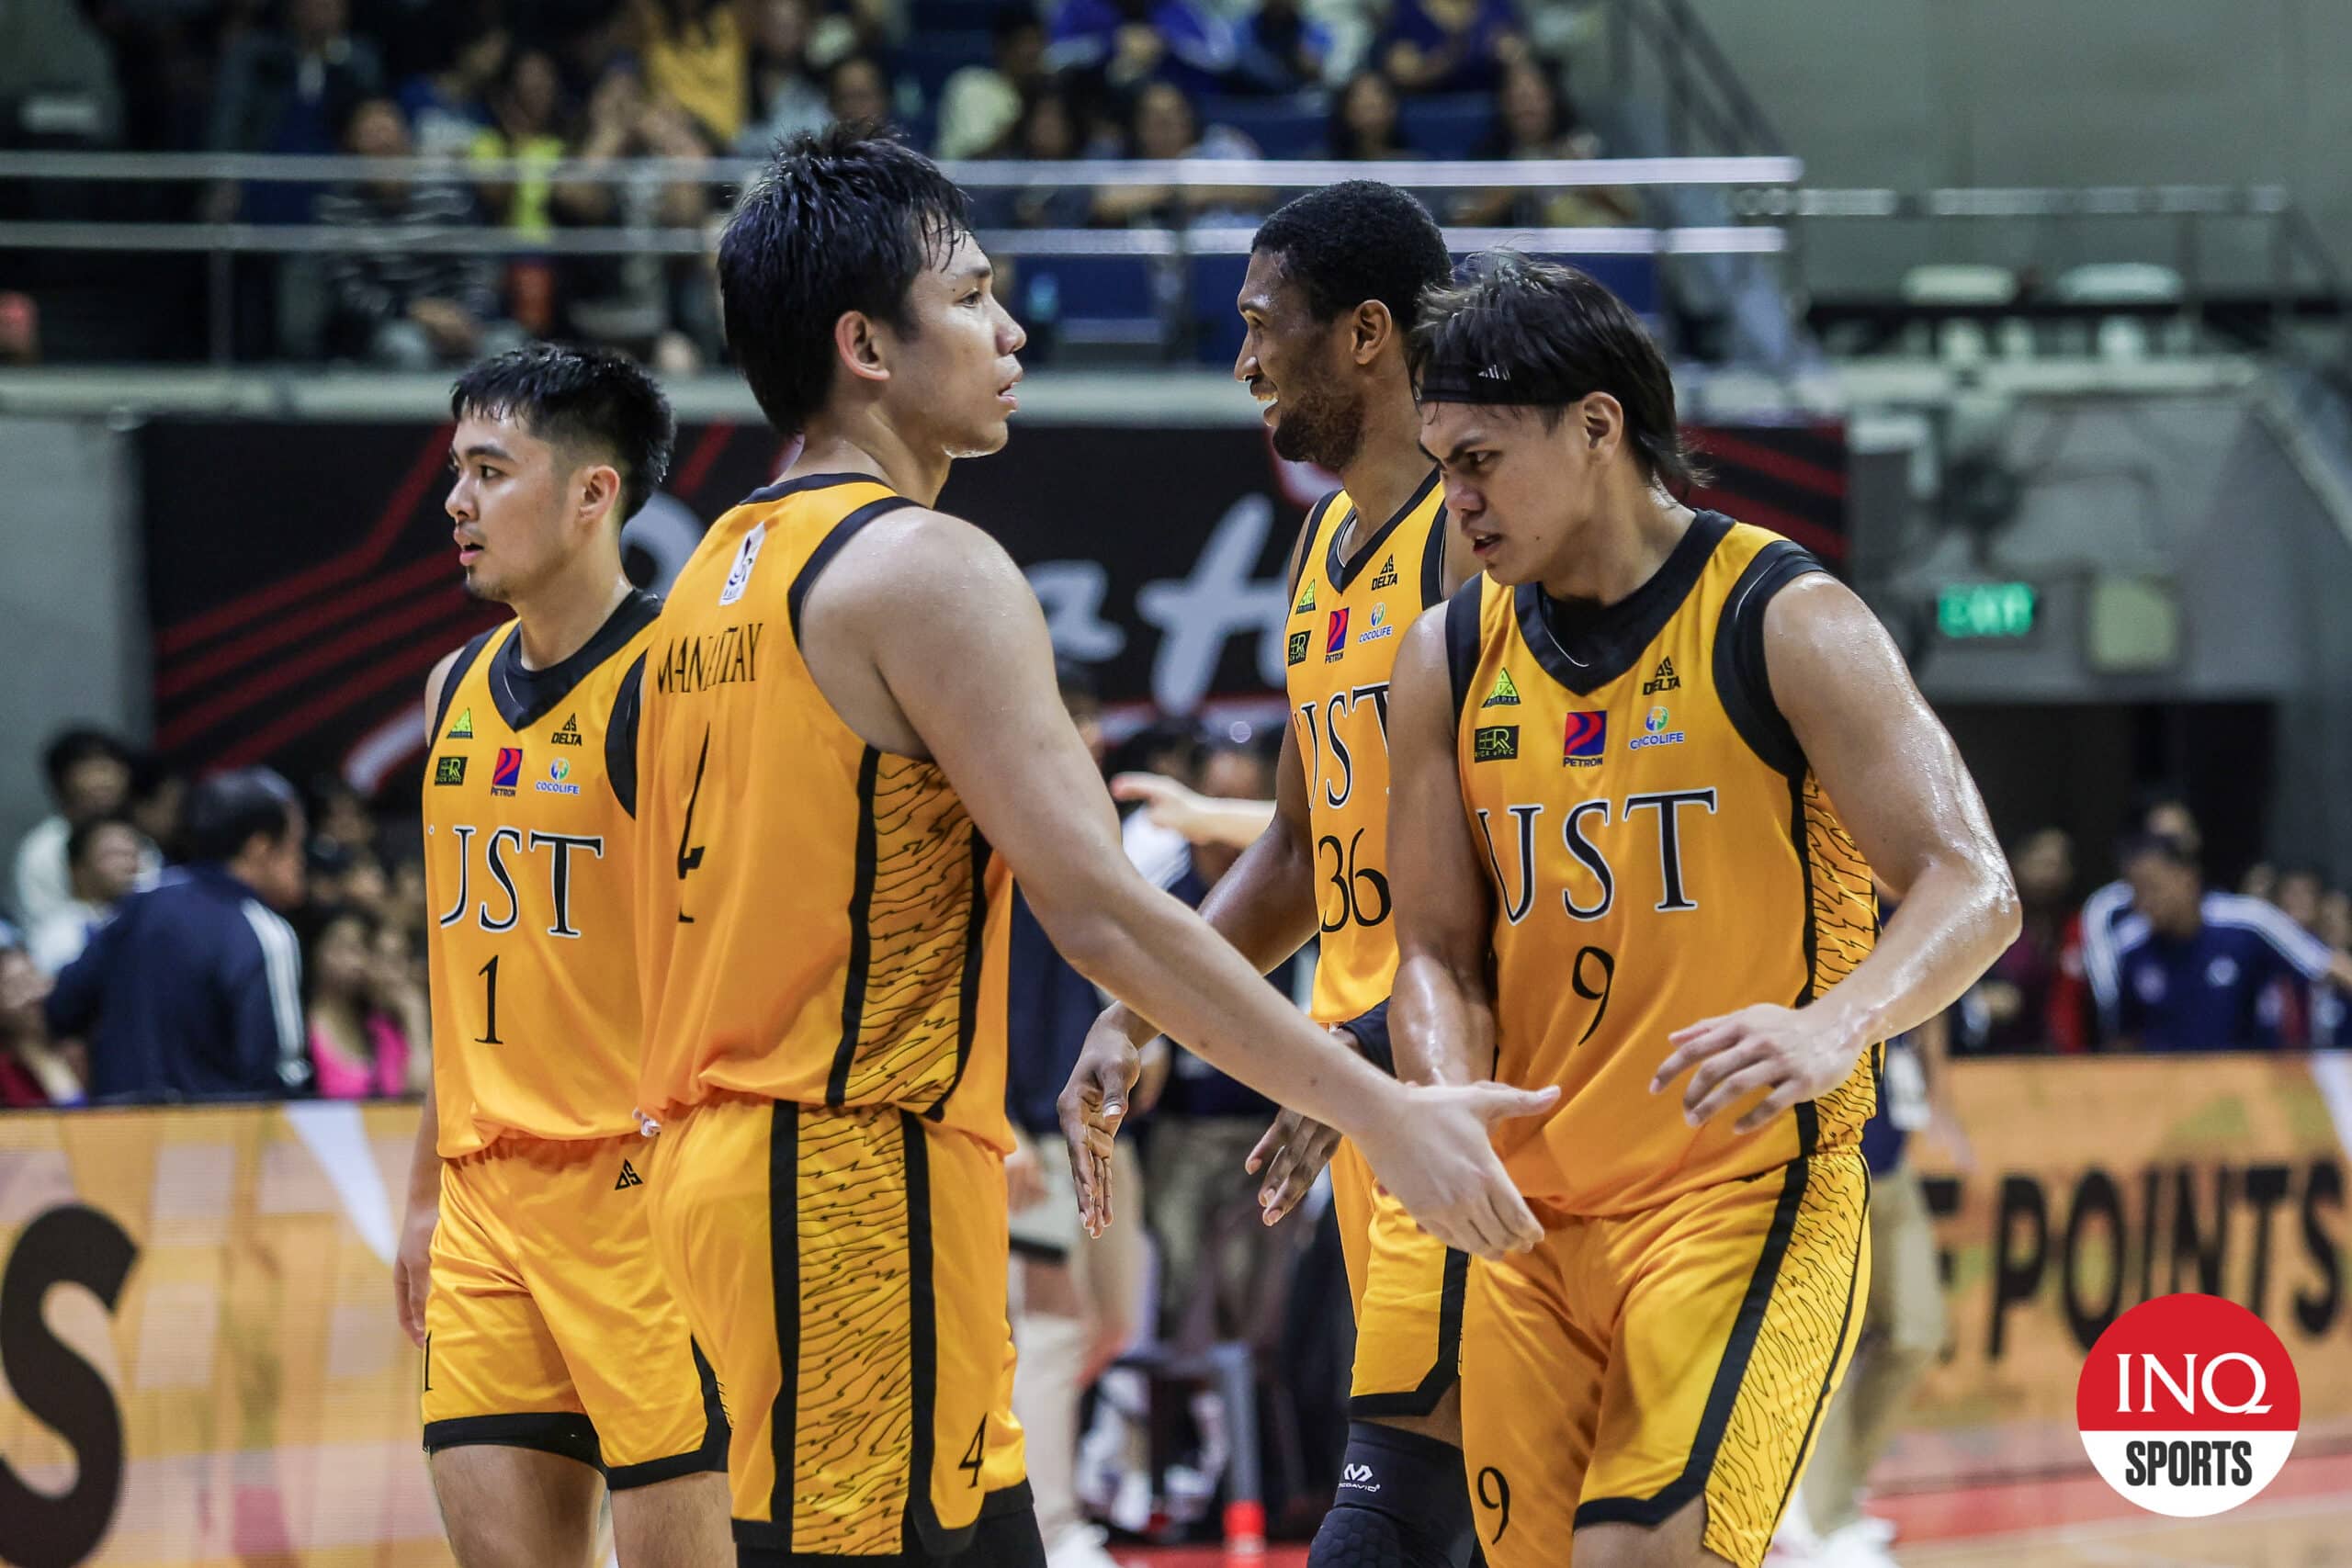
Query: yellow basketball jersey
[[1284, 471, 1448, 1024], [1446, 513, 1879, 1214], [633, 474, 1014, 1152], [424, 592, 662, 1156]]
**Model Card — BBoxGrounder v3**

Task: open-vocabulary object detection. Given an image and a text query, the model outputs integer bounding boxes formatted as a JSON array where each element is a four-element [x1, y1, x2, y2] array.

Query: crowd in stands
[[3, 0, 1636, 366]]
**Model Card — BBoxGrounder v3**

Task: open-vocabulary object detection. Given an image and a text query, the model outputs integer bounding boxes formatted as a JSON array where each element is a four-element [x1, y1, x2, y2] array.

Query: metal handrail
[[1742, 184, 2296, 220]]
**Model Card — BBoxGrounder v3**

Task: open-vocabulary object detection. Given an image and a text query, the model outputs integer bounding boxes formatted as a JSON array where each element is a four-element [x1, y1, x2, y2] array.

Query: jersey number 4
[[675, 725, 711, 923]]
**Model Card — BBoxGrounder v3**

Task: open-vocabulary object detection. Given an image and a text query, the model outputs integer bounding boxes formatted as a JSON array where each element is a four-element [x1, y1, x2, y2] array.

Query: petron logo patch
[[1357, 602, 1396, 645], [1629, 705, 1686, 750], [1643, 658, 1680, 694], [1369, 555, 1399, 591], [1473, 725, 1520, 762], [1286, 629, 1311, 667], [1295, 579, 1317, 615], [490, 747, 522, 796], [2078, 1293, 2299, 1518], [537, 758, 582, 797], [1482, 668, 1521, 707], [446, 707, 474, 740], [552, 713, 583, 746], [1562, 712, 1608, 767], [434, 756, 467, 787], [1325, 607, 1351, 661]]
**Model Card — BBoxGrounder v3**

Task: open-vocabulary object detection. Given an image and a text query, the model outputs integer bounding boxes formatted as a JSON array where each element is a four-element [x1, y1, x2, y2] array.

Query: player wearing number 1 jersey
[[1385, 257, 2019, 1568], [1067, 183, 1487, 1568], [396, 346, 732, 1568]]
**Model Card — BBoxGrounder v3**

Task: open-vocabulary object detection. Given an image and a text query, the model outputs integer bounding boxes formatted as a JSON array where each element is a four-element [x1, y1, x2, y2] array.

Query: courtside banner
[[1893, 1053, 2352, 1489], [0, 1102, 439, 1568]]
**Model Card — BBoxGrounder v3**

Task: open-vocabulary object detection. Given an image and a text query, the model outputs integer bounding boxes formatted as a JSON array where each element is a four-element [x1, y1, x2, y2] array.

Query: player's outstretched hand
[[393, 1202, 437, 1348], [1058, 1014, 1144, 1238], [1246, 1105, 1341, 1225], [1351, 1079, 1557, 1260], [1651, 1001, 1867, 1134]]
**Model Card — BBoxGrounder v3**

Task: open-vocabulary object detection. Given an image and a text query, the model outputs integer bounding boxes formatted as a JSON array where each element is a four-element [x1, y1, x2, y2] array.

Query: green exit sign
[[1937, 581, 2037, 639]]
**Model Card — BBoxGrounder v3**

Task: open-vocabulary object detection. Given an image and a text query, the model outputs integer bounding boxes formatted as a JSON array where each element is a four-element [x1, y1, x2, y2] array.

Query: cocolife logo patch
[[2076, 1292, 2299, 1517]]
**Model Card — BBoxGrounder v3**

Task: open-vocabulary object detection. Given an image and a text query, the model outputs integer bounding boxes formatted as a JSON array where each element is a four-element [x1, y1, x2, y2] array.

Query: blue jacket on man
[[45, 863, 307, 1101]]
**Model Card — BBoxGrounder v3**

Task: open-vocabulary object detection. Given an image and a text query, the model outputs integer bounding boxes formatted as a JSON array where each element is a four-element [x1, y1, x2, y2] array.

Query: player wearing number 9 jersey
[[400, 345, 734, 1568], [1385, 256, 2019, 1568]]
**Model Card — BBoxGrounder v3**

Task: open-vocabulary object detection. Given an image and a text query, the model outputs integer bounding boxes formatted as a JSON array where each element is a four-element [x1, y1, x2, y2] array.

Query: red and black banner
[[140, 418, 1845, 797]]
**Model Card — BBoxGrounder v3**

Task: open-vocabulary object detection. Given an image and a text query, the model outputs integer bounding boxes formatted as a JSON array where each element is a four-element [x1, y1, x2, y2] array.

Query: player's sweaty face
[[884, 230, 1025, 459], [1233, 249, 1361, 469], [445, 413, 570, 603], [1419, 400, 1597, 586]]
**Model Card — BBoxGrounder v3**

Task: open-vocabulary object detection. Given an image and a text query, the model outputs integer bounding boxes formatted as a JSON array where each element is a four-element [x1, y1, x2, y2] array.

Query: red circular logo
[[2076, 1292, 2300, 1517]]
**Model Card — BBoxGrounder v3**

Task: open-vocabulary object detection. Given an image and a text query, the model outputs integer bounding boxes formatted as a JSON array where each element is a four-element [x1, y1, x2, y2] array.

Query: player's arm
[[1108, 773, 1277, 850], [1387, 611, 1499, 1089], [393, 648, 459, 1348], [1656, 575, 2022, 1131], [818, 511, 1552, 1258]]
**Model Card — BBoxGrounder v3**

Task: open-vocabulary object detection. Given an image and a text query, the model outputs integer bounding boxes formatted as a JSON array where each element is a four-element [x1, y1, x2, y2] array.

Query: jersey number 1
[[475, 956, 503, 1045]]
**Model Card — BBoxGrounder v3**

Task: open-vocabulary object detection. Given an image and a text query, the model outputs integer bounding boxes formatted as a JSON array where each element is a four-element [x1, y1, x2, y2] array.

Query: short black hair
[[43, 728, 131, 795], [1409, 251, 1701, 490], [992, 5, 1041, 45], [184, 769, 301, 864], [450, 344, 676, 521], [718, 126, 970, 436], [65, 815, 136, 871], [1252, 180, 1452, 334], [2119, 831, 2199, 874]]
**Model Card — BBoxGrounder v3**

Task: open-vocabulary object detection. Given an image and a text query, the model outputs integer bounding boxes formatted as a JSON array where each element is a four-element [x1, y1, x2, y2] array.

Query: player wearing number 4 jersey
[[1069, 181, 1487, 1568], [1384, 255, 2020, 1568], [631, 130, 1554, 1568], [398, 345, 733, 1568]]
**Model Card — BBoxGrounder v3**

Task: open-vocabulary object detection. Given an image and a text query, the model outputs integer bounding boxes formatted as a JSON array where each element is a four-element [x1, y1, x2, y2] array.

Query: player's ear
[[1352, 299, 1395, 366], [1579, 392, 1624, 458], [834, 310, 889, 387], [577, 462, 622, 525]]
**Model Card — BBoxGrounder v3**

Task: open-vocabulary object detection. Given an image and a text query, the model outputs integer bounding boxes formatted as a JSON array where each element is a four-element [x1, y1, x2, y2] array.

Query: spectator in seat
[[1376, 0, 1523, 95], [46, 768, 310, 1102], [937, 7, 1050, 158], [634, 0, 749, 149], [0, 931, 82, 1106], [1047, 0, 1238, 100], [308, 774, 378, 856], [304, 905, 426, 1098], [822, 51, 894, 130], [973, 87, 1094, 228], [28, 817, 143, 977], [317, 97, 523, 367], [1231, 0, 1337, 95], [1970, 825, 2077, 1053], [2078, 785, 2201, 1030], [396, 18, 509, 156], [736, 0, 831, 153], [1091, 80, 1263, 228], [15, 727, 153, 931], [127, 754, 188, 867], [1323, 68, 1414, 160], [1452, 60, 1634, 228], [2102, 834, 2352, 1052], [469, 45, 570, 238], [2277, 863, 2327, 933], [208, 0, 386, 220]]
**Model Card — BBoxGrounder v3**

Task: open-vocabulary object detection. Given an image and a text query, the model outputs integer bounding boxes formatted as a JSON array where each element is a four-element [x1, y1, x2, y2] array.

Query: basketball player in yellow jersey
[[632, 129, 1555, 1568], [1380, 254, 2020, 1568], [392, 345, 731, 1568], [1066, 181, 1488, 1568]]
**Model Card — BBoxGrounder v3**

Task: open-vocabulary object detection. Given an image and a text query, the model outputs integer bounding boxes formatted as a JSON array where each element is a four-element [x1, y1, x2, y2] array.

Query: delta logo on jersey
[[2077, 1292, 2299, 1517], [1325, 607, 1351, 661], [1562, 712, 1608, 767], [490, 747, 523, 797]]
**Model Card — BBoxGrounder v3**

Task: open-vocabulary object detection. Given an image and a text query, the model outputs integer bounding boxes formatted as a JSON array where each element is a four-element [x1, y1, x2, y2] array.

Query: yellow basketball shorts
[[1461, 1150, 1871, 1568], [421, 1132, 726, 1487], [649, 1095, 1029, 1558], [1329, 1139, 1468, 1416]]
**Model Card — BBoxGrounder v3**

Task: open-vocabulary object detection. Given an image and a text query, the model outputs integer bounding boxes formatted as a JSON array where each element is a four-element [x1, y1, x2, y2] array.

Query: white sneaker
[[1045, 1523, 1124, 1568], [1858, 1513, 1897, 1547], [1769, 1494, 1821, 1562], [1815, 1520, 1901, 1568]]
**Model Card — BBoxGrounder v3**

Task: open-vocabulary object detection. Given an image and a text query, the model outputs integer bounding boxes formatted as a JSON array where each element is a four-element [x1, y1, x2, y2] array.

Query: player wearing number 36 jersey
[[401, 346, 732, 1568], [1386, 258, 2019, 1568]]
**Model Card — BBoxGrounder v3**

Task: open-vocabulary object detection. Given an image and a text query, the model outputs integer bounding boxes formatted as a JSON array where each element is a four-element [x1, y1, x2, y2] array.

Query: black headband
[[1414, 359, 1589, 406]]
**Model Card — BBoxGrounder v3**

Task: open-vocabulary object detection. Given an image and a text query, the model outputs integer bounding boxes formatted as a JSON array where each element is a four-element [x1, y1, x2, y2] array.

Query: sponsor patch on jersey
[[718, 525, 764, 606], [1629, 704, 1686, 750], [1325, 607, 1351, 660], [434, 755, 467, 786], [1295, 580, 1316, 615], [491, 747, 522, 796], [446, 707, 474, 739], [1369, 554, 1399, 591], [1562, 712, 1608, 766], [536, 756, 582, 796], [1482, 668, 1521, 707], [1643, 657, 1680, 694], [1355, 601, 1396, 644], [1286, 629, 1310, 667], [1473, 725, 1520, 762], [552, 713, 583, 745]]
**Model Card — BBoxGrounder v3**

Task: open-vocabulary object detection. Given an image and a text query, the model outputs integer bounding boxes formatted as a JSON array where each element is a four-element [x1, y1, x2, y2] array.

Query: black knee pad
[[1308, 1422, 1476, 1568]]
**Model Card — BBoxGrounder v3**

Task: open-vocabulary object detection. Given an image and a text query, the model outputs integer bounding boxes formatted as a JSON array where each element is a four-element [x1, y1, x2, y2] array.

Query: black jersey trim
[[1348, 1244, 1467, 1417], [1291, 492, 1340, 602], [924, 828, 994, 1124], [484, 590, 662, 734], [741, 470, 891, 508], [1327, 467, 1442, 593], [605, 652, 648, 818], [1516, 512, 1730, 698], [1569, 1154, 1811, 1531], [900, 1111, 972, 1557], [766, 1100, 801, 1539], [423, 1412, 604, 1471], [432, 626, 500, 739], [786, 496, 917, 644], [825, 747, 884, 1107], [606, 1343, 729, 1490], [1443, 579, 1486, 724], [1419, 502, 1451, 608], [1770, 1161, 1871, 1532], [1713, 539, 1827, 780]]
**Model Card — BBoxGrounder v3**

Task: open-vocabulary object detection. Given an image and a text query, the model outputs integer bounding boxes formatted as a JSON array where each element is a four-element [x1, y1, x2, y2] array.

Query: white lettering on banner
[[1134, 494, 1291, 713], [1025, 560, 1129, 661]]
